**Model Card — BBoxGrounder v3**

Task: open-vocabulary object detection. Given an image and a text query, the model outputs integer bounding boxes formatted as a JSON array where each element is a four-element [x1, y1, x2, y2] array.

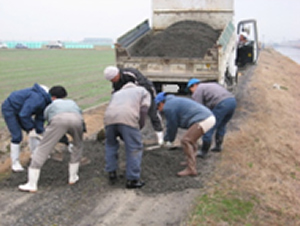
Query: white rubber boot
[[69, 162, 79, 185], [10, 143, 24, 172], [156, 131, 164, 146], [18, 168, 40, 192]]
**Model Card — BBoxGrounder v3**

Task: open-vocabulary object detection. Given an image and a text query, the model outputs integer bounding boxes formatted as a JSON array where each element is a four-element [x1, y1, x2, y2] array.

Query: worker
[[186, 78, 236, 158], [18, 85, 85, 192], [104, 82, 151, 189], [1, 83, 51, 172], [238, 31, 249, 47], [103, 66, 164, 145], [155, 92, 215, 176]]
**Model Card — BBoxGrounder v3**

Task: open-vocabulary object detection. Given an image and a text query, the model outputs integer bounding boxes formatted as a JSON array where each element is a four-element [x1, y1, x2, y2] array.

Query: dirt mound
[[130, 20, 220, 58]]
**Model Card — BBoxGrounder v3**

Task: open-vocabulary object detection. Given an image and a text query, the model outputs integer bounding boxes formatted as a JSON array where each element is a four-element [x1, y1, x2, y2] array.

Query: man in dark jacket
[[1, 83, 51, 172], [104, 66, 164, 145], [186, 78, 237, 158]]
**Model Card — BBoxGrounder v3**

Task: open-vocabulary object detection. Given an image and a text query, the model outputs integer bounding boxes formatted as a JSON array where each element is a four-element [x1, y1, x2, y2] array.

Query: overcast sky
[[0, 0, 299, 43]]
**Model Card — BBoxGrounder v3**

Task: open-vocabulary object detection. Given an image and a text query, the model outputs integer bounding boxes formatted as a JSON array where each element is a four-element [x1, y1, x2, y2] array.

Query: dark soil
[[0, 117, 218, 195], [130, 20, 221, 58]]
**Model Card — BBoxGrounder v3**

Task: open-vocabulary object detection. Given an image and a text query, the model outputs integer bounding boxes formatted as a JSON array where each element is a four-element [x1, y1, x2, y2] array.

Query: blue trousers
[[203, 97, 236, 143], [1, 100, 23, 143], [105, 124, 143, 180]]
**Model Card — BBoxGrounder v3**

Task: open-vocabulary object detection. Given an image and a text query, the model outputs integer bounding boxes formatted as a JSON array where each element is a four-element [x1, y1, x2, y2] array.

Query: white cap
[[104, 66, 119, 81], [40, 84, 49, 93], [240, 31, 248, 39]]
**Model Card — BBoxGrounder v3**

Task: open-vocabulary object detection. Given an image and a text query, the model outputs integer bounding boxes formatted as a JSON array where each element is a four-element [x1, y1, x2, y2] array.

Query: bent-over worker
[[155, 92, 215, 176], [19, 86, 85, 192], [103, 66, 164, 145], [104, 82, 151, 189], [1, 83, 51, 172], [187, 78, 236, 158]]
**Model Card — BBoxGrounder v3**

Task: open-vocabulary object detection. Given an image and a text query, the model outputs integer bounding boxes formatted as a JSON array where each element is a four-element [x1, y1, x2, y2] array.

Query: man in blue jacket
[[155, 92, 215, 176], [1, 83, 51, 172]]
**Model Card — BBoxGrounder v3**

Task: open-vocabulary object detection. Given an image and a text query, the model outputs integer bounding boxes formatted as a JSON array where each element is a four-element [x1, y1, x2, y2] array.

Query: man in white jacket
[[18, 86, 85, 192]]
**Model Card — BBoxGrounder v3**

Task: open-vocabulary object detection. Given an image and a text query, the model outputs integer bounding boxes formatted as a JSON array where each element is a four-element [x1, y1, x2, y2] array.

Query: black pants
[[148, 98, 163, 132]]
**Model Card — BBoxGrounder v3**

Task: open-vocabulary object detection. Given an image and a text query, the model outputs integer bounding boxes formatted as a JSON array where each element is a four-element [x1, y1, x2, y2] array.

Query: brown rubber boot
[[178, 123, 204, 176], [177, 145, 197, 176]]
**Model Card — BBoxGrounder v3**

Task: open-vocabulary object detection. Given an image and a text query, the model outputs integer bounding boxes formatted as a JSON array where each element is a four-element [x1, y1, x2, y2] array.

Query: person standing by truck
[[103, 66, 164, 145], [186, 78, 237, 158], [1, 83, 51, 172], [104, 82, 151, 188], [155, 92, 215, 177]]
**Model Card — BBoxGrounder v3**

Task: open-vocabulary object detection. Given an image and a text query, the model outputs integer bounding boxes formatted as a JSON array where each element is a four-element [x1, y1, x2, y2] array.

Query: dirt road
[[1, 47, 294, 225]]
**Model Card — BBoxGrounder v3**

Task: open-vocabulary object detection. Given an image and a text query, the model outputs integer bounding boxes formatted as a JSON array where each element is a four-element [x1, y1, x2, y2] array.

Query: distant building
[[82, 38, 113, 46]]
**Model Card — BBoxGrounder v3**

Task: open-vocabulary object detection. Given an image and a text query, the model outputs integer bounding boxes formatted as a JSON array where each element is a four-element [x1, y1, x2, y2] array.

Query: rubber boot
[[10, 143, 24, 172], [69, 162, 80, 185], [156, 131, 164, 146], [18, 168, 40, 192], [197, 141, 211, 158], [211, 136, 224, 152], [177, 148, 197, 177]]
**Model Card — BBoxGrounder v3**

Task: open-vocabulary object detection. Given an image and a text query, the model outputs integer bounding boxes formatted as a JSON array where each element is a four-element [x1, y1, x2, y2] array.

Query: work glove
[[28, 129, 43, 140], [28, 130, 43, 154], [68, 143, 74, 153]]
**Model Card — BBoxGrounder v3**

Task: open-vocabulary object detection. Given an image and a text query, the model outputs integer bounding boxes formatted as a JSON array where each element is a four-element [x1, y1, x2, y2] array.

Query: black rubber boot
[[211, 136, 224, 152], [108, 171, 117, 184], [126, 180, 145, 189], [197, 141, 211, 158]]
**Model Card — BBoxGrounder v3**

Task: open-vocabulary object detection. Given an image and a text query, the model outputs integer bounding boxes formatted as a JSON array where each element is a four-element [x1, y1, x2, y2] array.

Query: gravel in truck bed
[[130, 20, 221, 58]]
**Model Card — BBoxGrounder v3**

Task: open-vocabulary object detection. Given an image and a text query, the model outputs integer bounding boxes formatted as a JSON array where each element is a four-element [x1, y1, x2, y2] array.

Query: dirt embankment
[[0, 47, 300, 225]]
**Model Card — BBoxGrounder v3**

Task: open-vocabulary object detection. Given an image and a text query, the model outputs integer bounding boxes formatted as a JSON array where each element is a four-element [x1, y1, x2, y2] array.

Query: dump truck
[[115, 0, 258, 93]]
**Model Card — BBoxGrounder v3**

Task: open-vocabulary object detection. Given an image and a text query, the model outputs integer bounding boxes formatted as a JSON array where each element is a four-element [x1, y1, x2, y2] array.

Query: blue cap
[[155, 92, 166, 105], [186, 78, 201, 89]]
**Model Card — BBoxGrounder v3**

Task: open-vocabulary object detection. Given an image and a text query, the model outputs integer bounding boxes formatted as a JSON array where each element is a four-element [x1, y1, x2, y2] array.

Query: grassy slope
[[0, 48, 115, 128], [188, 48, 300, 225]]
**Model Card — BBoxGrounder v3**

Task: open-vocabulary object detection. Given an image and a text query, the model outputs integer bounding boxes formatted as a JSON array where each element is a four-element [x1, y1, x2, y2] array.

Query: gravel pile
[[130, 20, 221, 58]]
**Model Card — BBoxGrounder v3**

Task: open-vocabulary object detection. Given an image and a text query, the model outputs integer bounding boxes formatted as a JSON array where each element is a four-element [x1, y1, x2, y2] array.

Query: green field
[[0, 48, 115, 129]]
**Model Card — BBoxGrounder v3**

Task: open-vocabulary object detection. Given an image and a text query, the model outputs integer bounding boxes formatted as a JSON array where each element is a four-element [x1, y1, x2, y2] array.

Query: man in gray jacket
[[104, 82, 151, 189], [104, 66, 164, 145], [187, 78, 236, 158], [19, 86, 85, 192]]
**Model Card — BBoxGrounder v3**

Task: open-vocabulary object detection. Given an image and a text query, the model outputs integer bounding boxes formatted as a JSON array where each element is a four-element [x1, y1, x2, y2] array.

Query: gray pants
[[30, 113, 83, 169]]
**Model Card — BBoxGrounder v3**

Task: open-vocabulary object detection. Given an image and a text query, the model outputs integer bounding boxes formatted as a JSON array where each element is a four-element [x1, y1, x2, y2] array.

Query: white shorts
[[198, 115, 216, 133]]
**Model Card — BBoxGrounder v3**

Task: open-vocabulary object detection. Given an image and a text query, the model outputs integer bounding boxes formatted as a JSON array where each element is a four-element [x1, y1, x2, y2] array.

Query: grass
[[190, 191, 255, 225], [0, 48, 115, 129], [188, 48, 300, 225]]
